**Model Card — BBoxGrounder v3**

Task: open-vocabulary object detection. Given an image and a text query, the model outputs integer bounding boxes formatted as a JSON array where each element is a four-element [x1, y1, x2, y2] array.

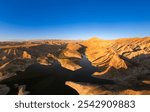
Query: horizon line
[[0, 36, 149, 42]]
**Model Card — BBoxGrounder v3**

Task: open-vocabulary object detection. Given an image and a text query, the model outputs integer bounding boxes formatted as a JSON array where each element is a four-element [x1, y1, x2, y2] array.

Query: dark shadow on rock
[[0, 64, 79, 95], [0, 46, 115, 95], [114, 54, 150, 91], [1, 46, 149, 95]]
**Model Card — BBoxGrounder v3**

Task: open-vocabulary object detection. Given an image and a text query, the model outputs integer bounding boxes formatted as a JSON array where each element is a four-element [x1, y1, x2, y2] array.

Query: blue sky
[[0, 0, 150, 40]]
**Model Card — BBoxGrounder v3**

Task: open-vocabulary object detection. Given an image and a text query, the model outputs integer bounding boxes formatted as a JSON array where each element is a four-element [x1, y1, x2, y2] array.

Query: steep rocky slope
[[82, 37, 150, 81], [65, 37, 150, 95], [0, 38, 149, 95], [0, 40, 68, 80]]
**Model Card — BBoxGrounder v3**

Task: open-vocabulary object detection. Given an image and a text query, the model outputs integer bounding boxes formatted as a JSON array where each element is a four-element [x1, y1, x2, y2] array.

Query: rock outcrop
[[83, 37, 150, 81], [22, 51, 31, 59], [37, 56, 52, 65], [0, 38, 149, 95], [58, 59, 82, 71], [18, 85, 30, 95], [56, 43, 83, 71], [66, 81, 150, 95]]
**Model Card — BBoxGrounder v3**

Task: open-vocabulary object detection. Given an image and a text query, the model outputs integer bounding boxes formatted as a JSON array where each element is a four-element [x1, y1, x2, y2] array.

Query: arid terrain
[[0, 37, 150, 95]]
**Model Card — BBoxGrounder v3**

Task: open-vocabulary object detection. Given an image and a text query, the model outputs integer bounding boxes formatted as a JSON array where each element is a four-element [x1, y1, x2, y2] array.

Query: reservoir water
[[0, 55, 115, 95]]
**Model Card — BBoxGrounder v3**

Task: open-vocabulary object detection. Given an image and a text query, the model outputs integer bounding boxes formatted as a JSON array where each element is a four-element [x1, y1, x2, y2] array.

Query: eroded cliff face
[[82, 37, 150, 81], [0, 38, 149, 95], [57, 43, 83, 71], [0, 41, 67, 80], [64, 37, 150, 95]]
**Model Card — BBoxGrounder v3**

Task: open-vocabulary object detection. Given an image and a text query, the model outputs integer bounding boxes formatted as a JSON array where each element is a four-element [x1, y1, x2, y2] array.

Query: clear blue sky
[[0, 0, 150, 40]]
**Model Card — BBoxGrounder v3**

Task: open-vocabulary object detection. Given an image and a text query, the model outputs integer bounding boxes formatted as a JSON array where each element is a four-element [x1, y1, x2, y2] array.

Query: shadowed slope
[[0, 48, 115, 95]]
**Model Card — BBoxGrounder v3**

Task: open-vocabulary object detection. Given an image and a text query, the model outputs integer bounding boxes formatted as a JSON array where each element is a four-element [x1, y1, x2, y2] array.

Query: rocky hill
[[0, 38, 149, 95]]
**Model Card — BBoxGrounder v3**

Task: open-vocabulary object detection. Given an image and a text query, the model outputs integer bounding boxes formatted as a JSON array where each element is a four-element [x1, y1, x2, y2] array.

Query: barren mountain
[[0, 38, 149, 95]]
